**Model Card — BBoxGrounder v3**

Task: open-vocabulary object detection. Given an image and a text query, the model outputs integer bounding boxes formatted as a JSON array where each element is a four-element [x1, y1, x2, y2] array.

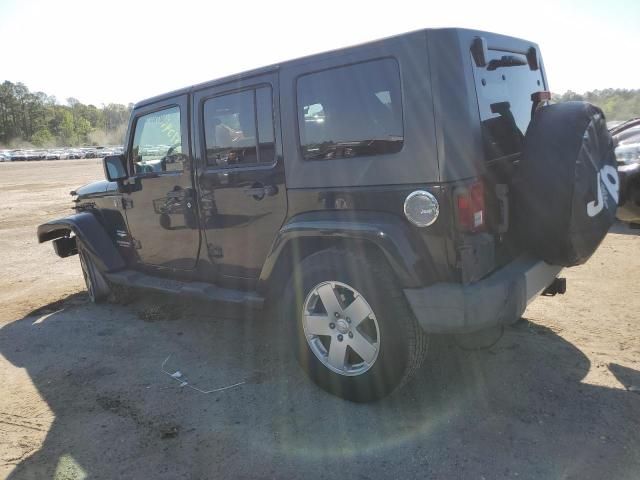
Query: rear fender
[[37, 211, 125, 273], [259, 211, 429, 289]]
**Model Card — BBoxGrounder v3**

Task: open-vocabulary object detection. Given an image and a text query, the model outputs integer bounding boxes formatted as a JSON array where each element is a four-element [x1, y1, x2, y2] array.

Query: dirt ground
[[0, 159, 639, 480]]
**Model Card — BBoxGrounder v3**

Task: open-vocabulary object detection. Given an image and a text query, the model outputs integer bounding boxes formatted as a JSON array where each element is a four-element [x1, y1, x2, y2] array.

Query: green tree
[[31, 128, 54, 147], [0, 80, 132, 148], [58, 109, 77, 146]]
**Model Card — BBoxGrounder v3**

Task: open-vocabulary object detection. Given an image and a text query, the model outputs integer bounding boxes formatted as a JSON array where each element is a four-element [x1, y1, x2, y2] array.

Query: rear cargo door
[[469, 38, 546, 241], [471, 40, 546, 163]]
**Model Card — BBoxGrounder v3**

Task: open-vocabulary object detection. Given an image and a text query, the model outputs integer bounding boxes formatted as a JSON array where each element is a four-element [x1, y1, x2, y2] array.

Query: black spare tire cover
[[514, 101, 619, 266]]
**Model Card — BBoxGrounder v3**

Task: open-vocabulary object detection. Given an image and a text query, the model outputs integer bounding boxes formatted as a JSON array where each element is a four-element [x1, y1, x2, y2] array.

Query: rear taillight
[[456, 180, 485, 232]]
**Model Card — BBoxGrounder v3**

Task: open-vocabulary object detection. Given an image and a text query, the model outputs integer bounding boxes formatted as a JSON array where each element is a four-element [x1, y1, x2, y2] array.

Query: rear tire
[[78, 245, 110, 303], [281, 249, 428, 402]]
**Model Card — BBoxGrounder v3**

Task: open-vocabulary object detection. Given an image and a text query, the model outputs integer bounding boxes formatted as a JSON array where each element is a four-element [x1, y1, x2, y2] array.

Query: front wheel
[[281, 249, 428, 402]]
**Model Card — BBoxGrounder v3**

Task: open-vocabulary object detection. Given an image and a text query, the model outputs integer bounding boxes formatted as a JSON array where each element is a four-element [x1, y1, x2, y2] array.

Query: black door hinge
[[121, 197, 134, 210], [132, 239, 142, 250]]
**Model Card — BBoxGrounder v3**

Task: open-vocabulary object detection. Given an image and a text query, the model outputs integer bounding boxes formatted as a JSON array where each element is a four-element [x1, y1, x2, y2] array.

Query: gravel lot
[[1, 159, 639, 479]]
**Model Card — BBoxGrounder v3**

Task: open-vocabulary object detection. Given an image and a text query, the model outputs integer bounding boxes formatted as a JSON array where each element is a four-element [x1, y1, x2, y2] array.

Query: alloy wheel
[[302, 281, 380, 376]]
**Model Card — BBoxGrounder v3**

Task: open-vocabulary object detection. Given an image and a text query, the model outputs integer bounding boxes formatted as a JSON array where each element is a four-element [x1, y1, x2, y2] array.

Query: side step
[[105, 270, 264, 310]]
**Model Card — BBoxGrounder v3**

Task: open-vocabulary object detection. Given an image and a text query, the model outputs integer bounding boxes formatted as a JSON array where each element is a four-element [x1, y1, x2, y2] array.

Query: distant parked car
[[95, 148, 111, 158], [10, 150, 27, 161], [46, 151, 61, 160], [611, 119, 640, 227], [67, 149, 84, 159]]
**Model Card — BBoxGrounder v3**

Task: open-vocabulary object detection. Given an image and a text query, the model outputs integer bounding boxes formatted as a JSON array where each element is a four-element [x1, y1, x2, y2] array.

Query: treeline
[[0, 81, 132, 149], [552, 89, 640, 122]]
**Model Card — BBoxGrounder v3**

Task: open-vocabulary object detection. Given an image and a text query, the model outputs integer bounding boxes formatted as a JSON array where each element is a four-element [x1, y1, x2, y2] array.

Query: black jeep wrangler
[[38, 28, 618, 402]]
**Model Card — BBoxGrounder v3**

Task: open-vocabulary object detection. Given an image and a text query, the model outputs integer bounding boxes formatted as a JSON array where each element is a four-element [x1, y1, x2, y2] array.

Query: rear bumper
[[403, 256, 562, 334]]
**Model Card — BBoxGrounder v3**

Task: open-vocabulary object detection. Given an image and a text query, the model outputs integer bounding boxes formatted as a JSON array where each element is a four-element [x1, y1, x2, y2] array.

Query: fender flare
[[259, 211, 429, 289], [37, 211, 125, 273]]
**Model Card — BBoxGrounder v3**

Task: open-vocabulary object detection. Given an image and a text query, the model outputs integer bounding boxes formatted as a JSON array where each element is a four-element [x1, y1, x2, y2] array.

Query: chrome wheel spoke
[[303, 314, 333, 336], [343, 295, 372, 327], [316, 283, 342, 316], [327, 338, 348, 371], [349, 331, 377, 364]]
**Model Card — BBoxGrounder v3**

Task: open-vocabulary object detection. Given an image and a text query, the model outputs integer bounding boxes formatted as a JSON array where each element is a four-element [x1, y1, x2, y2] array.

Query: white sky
[[0, 0, 638, 106]]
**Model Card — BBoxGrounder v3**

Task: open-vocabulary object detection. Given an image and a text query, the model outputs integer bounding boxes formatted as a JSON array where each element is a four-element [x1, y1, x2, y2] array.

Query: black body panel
[[273, 184, 458, 284]]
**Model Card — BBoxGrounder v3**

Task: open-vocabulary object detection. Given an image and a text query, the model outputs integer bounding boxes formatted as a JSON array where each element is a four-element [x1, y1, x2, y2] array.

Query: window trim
[[127, 104, 184, 177], [294, 56, 405, 161], [199, 83, 277, 171]]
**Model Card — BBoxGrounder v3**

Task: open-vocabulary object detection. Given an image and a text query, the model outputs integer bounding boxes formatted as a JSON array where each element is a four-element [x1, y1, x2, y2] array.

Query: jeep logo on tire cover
[[587, 165, 619, 218]]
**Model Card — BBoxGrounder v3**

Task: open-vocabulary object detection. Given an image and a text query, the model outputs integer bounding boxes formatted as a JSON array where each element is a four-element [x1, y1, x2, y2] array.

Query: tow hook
[[542, 277, 567, 296]]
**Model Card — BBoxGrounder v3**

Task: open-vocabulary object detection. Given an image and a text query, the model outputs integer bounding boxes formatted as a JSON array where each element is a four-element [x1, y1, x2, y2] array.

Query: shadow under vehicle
[[1, 295, 639, 479], [36, 27, 618, 402]]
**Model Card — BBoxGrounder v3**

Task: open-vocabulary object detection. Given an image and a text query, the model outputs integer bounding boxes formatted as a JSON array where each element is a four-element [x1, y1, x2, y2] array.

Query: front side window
[[297, 58, 404, 161], [203, 86, 275, 167], [131, 106, 184, 174]]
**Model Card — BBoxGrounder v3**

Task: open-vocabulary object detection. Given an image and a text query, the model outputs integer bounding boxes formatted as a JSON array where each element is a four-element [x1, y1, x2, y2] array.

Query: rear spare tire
[[514, 101, 619, 266]]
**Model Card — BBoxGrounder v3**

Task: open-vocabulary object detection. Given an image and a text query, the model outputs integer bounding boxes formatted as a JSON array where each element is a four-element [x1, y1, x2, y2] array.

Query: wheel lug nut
[[346, 317, 351, 323], [337, 334, 343, 342], [348, 332, 353, 338], [329, 323, 335, 329], [334, 312, 340, 318]]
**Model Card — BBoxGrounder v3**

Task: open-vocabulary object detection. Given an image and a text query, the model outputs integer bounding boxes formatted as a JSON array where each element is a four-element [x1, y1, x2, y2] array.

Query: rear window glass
[[297, 58, 404, 161], [472, 49, 545, 161]]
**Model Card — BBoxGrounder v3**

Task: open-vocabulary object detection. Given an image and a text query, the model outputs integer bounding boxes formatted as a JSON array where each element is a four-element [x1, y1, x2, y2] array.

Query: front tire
[[78, 245, 110, 303], [282, 249, 428, 402]]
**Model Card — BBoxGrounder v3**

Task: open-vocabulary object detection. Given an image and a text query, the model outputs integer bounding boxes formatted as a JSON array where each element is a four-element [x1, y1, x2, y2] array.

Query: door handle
[[244, 184, 277, 200]]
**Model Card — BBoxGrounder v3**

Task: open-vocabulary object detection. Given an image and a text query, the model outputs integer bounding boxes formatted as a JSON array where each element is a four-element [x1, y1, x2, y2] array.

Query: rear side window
[[297, 58, 404, 160], [203, 86, 275, 167]]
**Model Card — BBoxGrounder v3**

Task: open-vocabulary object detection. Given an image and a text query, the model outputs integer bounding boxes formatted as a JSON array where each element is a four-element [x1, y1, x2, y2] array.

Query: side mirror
[[103, 155, 127, 182]]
